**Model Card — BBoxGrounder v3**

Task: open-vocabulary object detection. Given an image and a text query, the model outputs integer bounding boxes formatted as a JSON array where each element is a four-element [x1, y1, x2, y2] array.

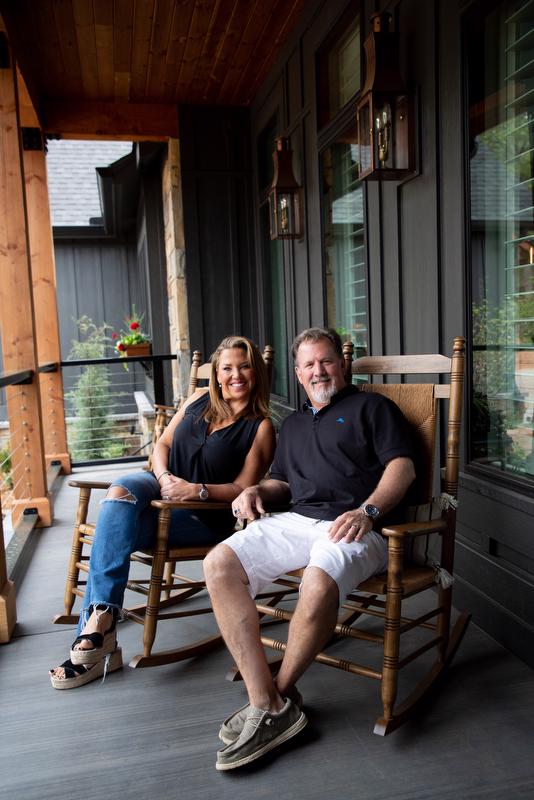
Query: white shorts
[[223, 511, 388, 603]]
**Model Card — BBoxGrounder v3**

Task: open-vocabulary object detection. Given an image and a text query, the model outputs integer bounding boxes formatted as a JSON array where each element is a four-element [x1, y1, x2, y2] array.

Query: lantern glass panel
[[268, 191, 278, 238], [269, 189, 302, 239], [392, 94, 410, 170], [373, 100, 393, 170], [357, 98, 372, 177]]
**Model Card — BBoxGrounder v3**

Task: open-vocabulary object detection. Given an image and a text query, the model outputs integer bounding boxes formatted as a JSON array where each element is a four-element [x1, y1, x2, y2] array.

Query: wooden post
[[162, 139, 191, 402], [0, 496, 17, 642], [18, 71, 71, 474], [0, 34, 52, 527]]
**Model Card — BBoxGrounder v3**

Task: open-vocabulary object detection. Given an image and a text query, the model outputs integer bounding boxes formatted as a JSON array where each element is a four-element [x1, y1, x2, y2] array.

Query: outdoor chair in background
[[227, 337, 470, 735], [53, 345, 286, 668]]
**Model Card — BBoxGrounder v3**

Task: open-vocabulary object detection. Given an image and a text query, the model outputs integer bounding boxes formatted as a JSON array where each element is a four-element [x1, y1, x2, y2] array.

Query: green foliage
[[0, 445, 13, 489], [481, 114, 532, 184], [472, 300, 511, 398], [512, 294, 534, 344], [114, 304, 151, 353], [67, 317, 124, 461], [471, 300, 528, 471]]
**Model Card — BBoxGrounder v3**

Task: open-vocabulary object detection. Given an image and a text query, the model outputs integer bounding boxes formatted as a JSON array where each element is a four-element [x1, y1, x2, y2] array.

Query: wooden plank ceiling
[[0, 0, 307, 136]]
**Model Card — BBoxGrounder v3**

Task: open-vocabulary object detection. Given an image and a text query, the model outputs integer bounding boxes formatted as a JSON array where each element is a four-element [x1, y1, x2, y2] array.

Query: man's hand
[[328, 509, 374, 544], [231, 485, 266, 521]]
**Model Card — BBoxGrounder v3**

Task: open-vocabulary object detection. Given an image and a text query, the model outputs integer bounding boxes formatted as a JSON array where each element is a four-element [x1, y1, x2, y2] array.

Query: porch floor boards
[[1, 465, 534, 800]]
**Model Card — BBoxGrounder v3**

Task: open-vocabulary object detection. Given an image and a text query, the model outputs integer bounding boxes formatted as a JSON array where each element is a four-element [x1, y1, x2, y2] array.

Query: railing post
[[152, 357, 166, 405], [0, 496, 17, 642], [18, 72, 71, 474], [0, 31, 52, 527]]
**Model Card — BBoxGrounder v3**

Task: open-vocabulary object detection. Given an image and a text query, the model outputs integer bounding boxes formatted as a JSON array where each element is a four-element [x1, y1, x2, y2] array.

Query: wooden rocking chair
[[53, 345, 289, 668], [228, 336, 470, 735]]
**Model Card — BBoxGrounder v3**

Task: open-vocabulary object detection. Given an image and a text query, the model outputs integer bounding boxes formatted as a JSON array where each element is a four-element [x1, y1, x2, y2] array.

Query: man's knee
[[204, 543, 243, 589], [299, 566, 339, 618]]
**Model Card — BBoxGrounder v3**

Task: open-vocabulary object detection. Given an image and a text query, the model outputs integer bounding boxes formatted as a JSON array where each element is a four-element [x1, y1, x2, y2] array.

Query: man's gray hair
[[291, 327, 343, 360]]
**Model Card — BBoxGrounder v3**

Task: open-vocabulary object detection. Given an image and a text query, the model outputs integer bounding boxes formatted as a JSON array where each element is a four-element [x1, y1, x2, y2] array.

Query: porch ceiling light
[[356, 12, 416, 181], [268, 137, 303, 240]]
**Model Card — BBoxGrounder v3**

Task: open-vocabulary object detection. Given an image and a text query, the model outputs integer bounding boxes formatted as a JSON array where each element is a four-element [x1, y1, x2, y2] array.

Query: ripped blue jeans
[[78, 471, 226, 634]]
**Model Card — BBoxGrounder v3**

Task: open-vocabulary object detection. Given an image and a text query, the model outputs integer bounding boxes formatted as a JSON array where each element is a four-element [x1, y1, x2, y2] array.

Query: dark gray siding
[[179, 106, 257, 360], [54, 239, 141, 360], [243, 0, 534, 667]]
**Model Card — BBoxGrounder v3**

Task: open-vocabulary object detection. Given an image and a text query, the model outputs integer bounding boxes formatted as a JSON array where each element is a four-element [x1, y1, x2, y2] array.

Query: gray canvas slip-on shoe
[[219, 686, 303, 745], [216, 698, 307, 771]]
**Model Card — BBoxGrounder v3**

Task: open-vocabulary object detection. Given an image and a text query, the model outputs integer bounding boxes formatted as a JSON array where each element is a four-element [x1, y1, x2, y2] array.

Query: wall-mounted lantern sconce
[[269, 137, 303, 239], [356, 12, 415, 181]]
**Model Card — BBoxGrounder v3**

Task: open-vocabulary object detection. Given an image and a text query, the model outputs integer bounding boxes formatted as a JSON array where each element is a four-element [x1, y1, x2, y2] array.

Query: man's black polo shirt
[[269, 384, 414, 524]]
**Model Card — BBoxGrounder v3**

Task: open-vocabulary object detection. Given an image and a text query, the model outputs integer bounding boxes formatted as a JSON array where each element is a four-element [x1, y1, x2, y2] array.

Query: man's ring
[[233, 507, 240, 517]]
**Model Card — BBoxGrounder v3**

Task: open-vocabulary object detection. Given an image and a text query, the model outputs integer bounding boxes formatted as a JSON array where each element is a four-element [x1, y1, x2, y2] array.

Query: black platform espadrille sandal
[[70, 606, 119, 666], [49, 648, 123, 690]]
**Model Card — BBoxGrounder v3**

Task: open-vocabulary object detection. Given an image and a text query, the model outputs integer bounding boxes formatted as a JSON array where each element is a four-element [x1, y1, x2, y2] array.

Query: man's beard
[[310, 376, 338, 404]]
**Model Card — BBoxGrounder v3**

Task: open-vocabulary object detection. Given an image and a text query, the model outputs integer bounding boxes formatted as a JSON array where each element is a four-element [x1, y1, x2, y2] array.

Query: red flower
[[130, 321, 140, 330], [117, 342, 126, 352], [111, 332, 118, 340]]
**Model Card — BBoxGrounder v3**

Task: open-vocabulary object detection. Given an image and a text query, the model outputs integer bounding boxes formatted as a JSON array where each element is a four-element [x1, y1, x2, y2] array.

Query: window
[[322, 120, 367, 360], [257, 116, 288, 397], [466, 0, 534, 482], [317, 6, 361, 129], [318, 6, 367, 362]]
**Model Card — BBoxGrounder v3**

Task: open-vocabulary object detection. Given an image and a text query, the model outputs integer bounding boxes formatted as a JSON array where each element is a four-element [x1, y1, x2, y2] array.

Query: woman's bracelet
[[156, 470, 172, 483]]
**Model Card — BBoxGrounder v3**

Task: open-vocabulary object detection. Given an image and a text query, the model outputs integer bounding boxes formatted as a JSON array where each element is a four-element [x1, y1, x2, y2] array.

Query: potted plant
[[113, 306, 152, 358]]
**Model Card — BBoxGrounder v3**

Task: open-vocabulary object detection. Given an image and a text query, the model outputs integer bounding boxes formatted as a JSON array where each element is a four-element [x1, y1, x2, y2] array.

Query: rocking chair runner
[[54, 345, 287, 669], [228, 336, 470, 735]]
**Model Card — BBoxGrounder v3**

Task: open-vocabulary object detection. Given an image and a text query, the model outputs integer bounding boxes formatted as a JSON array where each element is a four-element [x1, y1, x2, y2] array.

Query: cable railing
[[60, 353, 177, 467], [0, 354, 179, 541]]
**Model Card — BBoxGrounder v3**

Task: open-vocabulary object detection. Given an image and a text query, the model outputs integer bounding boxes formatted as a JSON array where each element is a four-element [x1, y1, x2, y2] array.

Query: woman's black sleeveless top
[[168, 393, 262, 532]]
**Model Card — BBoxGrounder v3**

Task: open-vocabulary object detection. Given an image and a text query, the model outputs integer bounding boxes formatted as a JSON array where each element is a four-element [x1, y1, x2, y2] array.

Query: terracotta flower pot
[[125, 342, 152, 357]]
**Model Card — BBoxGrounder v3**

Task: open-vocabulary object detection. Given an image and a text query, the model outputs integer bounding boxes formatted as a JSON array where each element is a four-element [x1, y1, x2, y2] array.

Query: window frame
[[462, 0, 534, 494], [316, 7, 368, 361]]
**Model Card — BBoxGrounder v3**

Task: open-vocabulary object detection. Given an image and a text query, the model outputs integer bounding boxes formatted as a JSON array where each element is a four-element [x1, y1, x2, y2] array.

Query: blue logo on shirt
[[336, 417, 345, 423]]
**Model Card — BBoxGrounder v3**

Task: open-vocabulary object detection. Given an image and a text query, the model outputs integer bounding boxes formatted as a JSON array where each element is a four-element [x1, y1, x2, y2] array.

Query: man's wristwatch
[[360, 503, 380, 521], [199, 483, 209, 501]]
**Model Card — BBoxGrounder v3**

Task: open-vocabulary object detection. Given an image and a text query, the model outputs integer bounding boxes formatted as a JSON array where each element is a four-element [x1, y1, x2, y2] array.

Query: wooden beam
[[0, 11, 43, 126], [0, 43, 52, 528], [20, 80, 71, 472], [162, 138, 191, 402], [17, 68, 70, 471], [42, 99, 179, 140], [16, 66, 38, 127]]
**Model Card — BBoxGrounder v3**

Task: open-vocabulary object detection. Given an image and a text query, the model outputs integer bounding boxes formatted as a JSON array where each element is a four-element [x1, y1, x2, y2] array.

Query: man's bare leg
[[275, 566, 338, 697], [204, 544, 284, 712]]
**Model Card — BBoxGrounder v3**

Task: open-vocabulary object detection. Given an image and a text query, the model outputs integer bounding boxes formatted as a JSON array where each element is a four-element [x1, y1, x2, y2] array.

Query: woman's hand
[[159, 474, 198, 502]]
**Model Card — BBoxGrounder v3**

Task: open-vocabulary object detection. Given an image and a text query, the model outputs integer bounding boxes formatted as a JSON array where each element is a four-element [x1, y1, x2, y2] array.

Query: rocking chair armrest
[[380, 518, 448, 539], [151, 499, 232, 511], [68, 480, 112, 490]]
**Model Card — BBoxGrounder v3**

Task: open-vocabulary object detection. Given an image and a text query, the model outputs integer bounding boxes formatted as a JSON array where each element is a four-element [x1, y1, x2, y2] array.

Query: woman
[[50, 335, 275, 689]]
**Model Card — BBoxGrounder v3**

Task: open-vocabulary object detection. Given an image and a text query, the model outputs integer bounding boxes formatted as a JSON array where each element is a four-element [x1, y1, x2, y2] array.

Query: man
[[204, 327, 415, 771]]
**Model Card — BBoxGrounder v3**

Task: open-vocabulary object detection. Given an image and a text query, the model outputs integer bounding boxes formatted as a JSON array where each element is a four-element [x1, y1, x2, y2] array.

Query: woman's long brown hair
[[202, 335, 270, 424]]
